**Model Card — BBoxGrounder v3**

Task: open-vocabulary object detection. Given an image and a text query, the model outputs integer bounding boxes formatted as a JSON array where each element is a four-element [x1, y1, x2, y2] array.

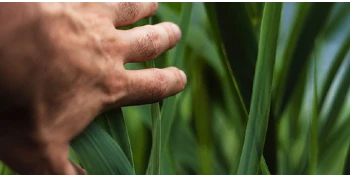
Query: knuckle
[[101, 70, 127, 102], [135, 28, 160, 59], [152, 69, 168, 100], [101, 34, 123, 57], [150, 2, 158, 15]]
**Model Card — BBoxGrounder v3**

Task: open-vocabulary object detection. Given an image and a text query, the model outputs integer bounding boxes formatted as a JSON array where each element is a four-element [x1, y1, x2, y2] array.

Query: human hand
[[0, 2, 186, 175]]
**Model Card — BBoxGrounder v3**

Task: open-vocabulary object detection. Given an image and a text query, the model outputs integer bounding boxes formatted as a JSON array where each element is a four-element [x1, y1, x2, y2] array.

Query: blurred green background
[[1, 2, 349, 175]]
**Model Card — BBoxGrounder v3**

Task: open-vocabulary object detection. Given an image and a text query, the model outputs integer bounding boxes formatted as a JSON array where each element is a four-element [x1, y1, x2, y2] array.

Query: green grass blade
[[343, 146, 350, 175], [308, 50, 319, 175], [146, 14, 162, 175], [204, 2, 248, 126], [237, 3, 282, 175], [318, 116, 350, 174], [71, 122, 133, 175], [147, 101, 161, 175], [204, 3, 273, 174], [157, 3, 223, 74], [318, 33, 350, 110], [147, 4, 193, 174], [208, 2, 258, 108], [69, 147, 80, 165], [169, 2, 193, 68], [318, 57, 350, 140], [96, 109, 135, 170], [170, 122, 199, 174], [0, 163, 16, 175], [274, 3, 334, 116], [192, 58, 213, 175], [260, 157, 271, 175], [160, 1, 193, 150]]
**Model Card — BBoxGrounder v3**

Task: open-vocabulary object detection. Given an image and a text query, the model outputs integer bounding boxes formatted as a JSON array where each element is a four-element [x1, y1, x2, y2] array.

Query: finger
[[114, 2, 158, 27], [119, 22, 181, 63], [120, 67, 187, 106], [84, 2, 158, 27]]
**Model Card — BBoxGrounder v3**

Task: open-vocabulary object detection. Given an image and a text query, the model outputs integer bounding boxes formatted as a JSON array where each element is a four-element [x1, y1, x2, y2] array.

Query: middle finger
[[118, 22, 181, 64]]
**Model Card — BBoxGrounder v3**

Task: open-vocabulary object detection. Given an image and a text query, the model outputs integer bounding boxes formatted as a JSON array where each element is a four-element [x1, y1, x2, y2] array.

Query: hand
[[0, 2, 186, 175]]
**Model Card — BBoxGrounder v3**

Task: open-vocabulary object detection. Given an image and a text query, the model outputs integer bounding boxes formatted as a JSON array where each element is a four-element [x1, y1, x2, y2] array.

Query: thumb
[[45, 144, 86, 175], [70, 160, 87, 175], [33, 144, 86, 175]]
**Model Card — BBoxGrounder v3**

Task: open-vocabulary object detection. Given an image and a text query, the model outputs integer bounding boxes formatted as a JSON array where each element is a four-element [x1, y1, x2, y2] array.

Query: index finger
[[84, 2, 158, 27]]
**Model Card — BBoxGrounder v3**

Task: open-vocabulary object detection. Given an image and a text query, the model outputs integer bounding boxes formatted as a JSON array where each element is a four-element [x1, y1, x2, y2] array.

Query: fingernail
[[171, 24, 181, 41], [179, 70, 187, 85]]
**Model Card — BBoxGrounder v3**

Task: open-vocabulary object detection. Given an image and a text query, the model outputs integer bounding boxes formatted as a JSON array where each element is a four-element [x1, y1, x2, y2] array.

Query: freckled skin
[[0, 3, 186, 175]]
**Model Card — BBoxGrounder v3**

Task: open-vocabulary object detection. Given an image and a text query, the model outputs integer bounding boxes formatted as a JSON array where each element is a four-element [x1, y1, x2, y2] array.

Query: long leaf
[[318, 33, 350, 110], [308, 49, 319, 175], [318, 116, 350, 174], [147, 3, 193, 174], [71, 122, 133, 175], [237, 3, 282, 175], [274, 3, 334, 116], [210, 2, 258, 108], [204, 2, 249, 121], [318, 57, 350, 141], [0, 163, 16, 175], [96, 109, 134, 169], [146, 15, 162, 175], [160, 1, 193, 152]]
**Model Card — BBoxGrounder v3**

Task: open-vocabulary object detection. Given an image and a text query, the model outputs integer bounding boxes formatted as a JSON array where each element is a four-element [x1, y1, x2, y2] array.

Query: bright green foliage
[[1, 2, 349, 175]]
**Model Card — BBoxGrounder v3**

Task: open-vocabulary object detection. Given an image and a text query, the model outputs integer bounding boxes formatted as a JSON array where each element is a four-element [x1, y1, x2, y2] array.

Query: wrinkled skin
[[0, 2, 186, 175]]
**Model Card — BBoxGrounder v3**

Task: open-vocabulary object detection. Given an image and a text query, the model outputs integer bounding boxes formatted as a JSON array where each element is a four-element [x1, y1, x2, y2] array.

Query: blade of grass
[[146, 15, 162, 175], [160, 2, 193, 149], [204, 2, 248, 129], [318, 33, 350, 110], [274, 3, 334, 116], [237, 3, 282, 175], [343, 145, 350, 175], [95, 109, 135, 170], [147, 100, 161, 175], [170, 121, 199, 174], [260, 157, 272, 175], [207, 2, 257, 109], [204, 3, 271, 174], [157, 3, 223, 75], [0, 163, 16, 175], [318, 56, 350, 141], [69, 147, 80, 165], [147, 3, 193, 174], [71, 122, 134, 175], [308, 50, 319, 175], [192, 57, 213, 175], [318, 117, 350, 174], [169, 2, 193, 69]]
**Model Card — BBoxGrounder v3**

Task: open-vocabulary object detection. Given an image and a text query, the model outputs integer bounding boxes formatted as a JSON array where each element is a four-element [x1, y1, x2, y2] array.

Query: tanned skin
[[0, 3, 186, 175]]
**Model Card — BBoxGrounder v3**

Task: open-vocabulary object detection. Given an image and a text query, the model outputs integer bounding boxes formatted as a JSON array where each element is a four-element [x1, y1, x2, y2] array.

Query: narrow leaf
[[210, 2, 258, 108], [97, 109, 135, 169], [146, 15, 162, 175], [237, 3, 282, 175], [318, 57, 350, 140], [318, 33, 350, 110], [274, 3, 334, 116], [308, 50, 319, 175], [71, 122, 134, 175]]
